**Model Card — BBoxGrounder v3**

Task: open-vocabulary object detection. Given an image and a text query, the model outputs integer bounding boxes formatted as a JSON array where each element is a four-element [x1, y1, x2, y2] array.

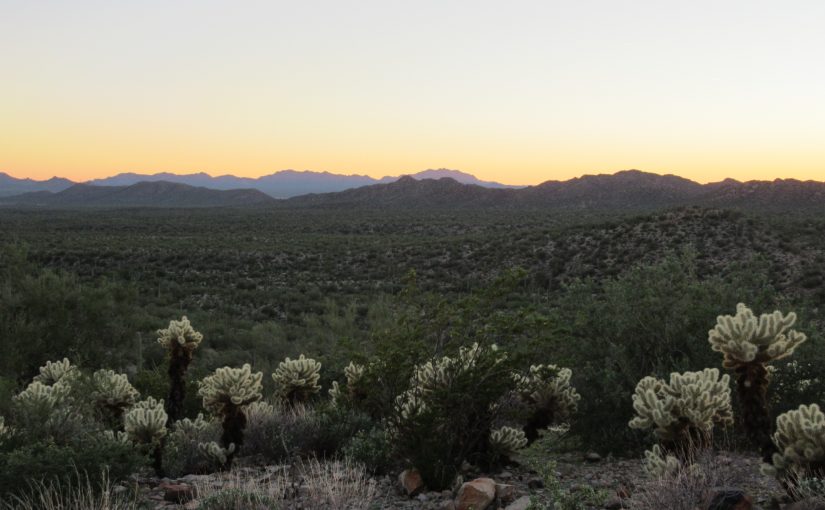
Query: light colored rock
[[456, 477, 496, 510], [160, 483, 197, 504], [505, 495, 533, 510], [398, 468, 425, 497]]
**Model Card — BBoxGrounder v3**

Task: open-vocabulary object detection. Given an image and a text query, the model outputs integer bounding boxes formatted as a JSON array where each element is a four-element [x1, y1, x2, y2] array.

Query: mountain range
[[1, 169, 824, 211], [0, 169, 516, 198]]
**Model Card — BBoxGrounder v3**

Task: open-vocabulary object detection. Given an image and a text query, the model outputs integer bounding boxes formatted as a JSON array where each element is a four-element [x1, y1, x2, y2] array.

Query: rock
[[527, 477, 545, 489], [160, 483, 197, 504], [585, 452, 602, 463], [704, 487, 753, 510], [398, 469, 425, 497], [439, 500, 457, 510], [506, 496, 533, 510], [456, 477, 496, 510], [499, 471, 513, 480], [495, 483, 516, 504], [784, 499, 825, 510]]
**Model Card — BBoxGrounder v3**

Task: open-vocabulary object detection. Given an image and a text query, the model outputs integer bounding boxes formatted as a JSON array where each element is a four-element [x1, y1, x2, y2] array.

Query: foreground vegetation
[[1, 205, 824, 506]]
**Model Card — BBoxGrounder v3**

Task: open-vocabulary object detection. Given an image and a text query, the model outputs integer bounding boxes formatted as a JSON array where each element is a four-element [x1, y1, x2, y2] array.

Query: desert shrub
[[341, 427, 394, 475], [554, 253, 776, 453], [299, 457, 378, 510], [389, 342, 515, 489], [0, 437, 144, 498]]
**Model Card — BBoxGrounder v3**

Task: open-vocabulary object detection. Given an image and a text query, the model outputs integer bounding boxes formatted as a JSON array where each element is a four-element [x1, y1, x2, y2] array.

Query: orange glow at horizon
[[1, 1, 823, 186]]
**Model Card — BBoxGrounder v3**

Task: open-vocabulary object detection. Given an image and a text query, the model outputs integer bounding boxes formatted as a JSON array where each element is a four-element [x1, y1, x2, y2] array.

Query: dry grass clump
[[195, 457, 379, 510], [631, 449, 739, 509], [0, 470, 138, 510]]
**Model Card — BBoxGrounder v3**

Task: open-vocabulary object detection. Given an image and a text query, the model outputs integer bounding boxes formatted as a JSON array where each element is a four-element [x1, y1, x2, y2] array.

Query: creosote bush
[[390, 342, 514, 489]]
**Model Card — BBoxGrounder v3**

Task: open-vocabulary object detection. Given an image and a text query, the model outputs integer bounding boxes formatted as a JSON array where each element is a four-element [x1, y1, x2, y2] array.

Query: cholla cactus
[[33, 358, 79, 386], [157, 316, 203, 423], [272, 354, 322, 405], [13, 381, 70, 412], [329, 362, 366, 407], [490, 426, 528, 458], [198, 364, 262, 467], [198, 441, 235, 467], [125, 397, 168, 475], [630, 368, 732, 465], [170, 413, 211, 440], [92, 369, 139, 423], [513, 364, 581, 442], [709, 304, 807, 459], [644, 444, 682, 478], [763, 404, 825, 485], [124, 397, 168, 446]]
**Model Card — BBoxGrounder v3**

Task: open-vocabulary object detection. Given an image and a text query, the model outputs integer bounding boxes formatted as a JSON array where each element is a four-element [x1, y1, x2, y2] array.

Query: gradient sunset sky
[[1, 0, 823, 185]]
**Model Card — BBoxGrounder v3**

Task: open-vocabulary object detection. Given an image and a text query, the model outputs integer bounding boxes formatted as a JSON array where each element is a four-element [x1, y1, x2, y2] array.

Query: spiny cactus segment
[[92, 369, 140, 422], [763, 404, 825, 484], [489, 426, 528, 457], [329, 361, 365, 407], [33, 358, 79, 386], [272, 354, 322, 405], [124, 397, 168, 446]]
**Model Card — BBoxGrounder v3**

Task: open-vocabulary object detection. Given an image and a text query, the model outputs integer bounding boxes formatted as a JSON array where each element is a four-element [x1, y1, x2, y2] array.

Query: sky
[[1, 0, 823, 185]]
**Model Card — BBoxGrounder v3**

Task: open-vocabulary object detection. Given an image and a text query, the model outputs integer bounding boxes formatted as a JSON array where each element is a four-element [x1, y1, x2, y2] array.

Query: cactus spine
[[198, 364, 262, 467], [157, 316, 203, 423], [513, 364, 580, 443], [709, 303, 807, 460], [272, 354, 321, 405], [629, 368, 732, 469]]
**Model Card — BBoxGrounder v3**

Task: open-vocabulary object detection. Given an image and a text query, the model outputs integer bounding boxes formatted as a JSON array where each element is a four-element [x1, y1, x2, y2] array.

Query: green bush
[[0, 438, 144, 497], [341, 427, 394, 475], [389, 342, 515, 489]]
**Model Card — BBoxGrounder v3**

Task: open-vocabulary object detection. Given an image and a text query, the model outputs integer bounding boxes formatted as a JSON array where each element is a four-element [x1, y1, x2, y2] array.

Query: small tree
[[198, 364, 262, 468], [708, 303, 807, 460], [157, 316, 203, 423]]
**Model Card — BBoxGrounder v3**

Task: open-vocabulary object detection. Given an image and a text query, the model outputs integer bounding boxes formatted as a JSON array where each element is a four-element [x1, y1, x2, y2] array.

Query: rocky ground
[[128, 450, 803, 510]]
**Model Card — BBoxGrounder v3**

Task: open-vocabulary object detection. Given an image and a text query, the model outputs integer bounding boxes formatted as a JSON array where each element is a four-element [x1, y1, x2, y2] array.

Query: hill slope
[[0, 181, 276, 208]]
